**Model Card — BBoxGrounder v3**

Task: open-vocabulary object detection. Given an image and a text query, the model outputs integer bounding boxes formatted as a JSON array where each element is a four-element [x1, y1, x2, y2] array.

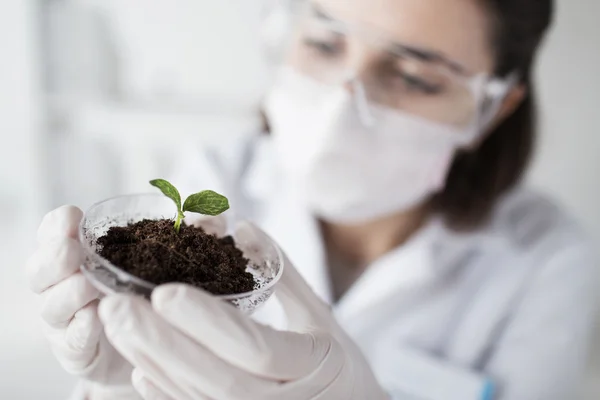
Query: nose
[[339, 44, 378, 127]]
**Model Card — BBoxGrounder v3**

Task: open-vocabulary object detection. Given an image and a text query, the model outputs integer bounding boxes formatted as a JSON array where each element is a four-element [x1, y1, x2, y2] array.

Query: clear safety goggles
[[264, 1, 518, 134]]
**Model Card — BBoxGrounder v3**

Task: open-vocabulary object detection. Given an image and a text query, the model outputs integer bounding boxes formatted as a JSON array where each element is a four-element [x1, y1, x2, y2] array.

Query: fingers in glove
[[99, 295, 279, 400], [65, 300, 103, 353], [37, 205, 83, 243], [41, 272, 100, 327], [151, 284, 336, 381], [27, 237, 85, 294], [44, 301, 103, 373]]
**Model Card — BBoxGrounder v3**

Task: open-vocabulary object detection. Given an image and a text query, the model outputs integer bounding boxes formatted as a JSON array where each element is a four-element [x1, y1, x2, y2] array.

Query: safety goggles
[[267, 1, 518, 135]]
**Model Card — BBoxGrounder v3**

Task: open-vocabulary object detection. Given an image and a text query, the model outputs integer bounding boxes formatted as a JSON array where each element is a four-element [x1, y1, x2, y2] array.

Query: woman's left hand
[[97, 221, 390, 400]]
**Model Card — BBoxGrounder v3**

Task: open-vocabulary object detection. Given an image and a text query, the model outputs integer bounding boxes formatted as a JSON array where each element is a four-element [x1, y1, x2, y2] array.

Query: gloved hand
[[97, 220, 391, 400], [26, 206, 139, 400]]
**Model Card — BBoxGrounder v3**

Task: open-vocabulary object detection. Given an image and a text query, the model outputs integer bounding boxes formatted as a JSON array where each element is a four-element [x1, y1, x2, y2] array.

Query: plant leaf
[[150, 179, 182, 212], [183, 190, 230, 216]]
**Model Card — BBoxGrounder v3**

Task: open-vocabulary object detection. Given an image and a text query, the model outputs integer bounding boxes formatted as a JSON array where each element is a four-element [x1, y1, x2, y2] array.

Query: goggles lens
[[282, 4, 505, 131]]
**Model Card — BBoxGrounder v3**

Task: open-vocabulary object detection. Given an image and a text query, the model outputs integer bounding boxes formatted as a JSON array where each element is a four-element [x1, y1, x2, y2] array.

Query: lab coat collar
[[243, 136, 491, 319], [334, 216, 492, 322]]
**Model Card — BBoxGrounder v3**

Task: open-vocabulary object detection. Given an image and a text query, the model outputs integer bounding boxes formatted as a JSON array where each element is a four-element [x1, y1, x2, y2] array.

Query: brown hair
[[433, 0, 554, 229]]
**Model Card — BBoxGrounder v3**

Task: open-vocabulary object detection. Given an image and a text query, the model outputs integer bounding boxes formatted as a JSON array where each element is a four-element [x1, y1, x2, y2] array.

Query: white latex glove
[[97, 220, 391, 400], [26, 206, 139, 400]]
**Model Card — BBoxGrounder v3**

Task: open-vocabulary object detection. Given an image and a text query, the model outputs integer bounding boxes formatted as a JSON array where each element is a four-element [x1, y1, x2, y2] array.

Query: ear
[[487, 84, 527, 133]]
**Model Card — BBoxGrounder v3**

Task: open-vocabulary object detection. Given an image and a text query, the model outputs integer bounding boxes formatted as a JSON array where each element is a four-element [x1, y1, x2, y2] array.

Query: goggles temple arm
[[479, 71, 521, 130]]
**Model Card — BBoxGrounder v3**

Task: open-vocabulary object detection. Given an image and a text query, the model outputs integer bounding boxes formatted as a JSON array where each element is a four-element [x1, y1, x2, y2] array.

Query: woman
[[27, 0, 598, 399]]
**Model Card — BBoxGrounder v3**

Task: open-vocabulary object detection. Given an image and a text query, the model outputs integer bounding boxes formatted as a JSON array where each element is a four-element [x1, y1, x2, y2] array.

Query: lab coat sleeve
[[482, 242, 600, 400]]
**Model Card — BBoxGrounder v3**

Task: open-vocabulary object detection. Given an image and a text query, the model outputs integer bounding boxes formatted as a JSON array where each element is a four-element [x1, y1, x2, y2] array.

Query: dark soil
[[97, 219, 256, 295]]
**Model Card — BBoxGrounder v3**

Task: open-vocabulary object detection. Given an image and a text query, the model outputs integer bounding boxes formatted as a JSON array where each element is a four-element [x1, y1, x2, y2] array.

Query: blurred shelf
[[45, 94, 263, 146]]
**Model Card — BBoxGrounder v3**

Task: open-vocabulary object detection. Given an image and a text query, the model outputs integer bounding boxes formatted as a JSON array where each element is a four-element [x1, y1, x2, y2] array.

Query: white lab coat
[[170, 133, 599, 400]]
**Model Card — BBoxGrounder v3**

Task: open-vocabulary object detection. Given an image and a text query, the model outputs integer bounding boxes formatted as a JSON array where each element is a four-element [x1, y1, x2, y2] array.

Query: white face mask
[[264, 68, 482, 224]]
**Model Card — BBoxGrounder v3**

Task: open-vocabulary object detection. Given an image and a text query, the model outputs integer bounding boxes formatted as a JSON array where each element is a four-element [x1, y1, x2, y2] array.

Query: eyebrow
[[312, 4, 336, 22], [391, 44, 467, 74]]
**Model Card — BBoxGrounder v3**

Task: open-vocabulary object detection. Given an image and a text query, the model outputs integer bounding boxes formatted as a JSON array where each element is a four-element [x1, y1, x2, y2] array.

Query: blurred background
[[0, 0, 598, 398]]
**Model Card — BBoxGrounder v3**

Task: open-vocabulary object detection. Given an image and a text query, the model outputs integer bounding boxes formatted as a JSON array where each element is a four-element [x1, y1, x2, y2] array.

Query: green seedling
[[149, 179, 230, 233]]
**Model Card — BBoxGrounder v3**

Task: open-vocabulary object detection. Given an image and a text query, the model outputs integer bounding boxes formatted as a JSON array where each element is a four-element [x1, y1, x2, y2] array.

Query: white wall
[[530, 0, 600, 244], [0, 0, 43, 221]]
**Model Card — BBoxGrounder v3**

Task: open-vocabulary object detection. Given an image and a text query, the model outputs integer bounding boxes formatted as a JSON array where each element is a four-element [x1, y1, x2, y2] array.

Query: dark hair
[[433, 0, 554, 229]]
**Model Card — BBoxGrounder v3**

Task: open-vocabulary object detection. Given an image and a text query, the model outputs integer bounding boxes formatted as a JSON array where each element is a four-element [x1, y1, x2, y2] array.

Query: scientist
[[27, 0, 599, 399]]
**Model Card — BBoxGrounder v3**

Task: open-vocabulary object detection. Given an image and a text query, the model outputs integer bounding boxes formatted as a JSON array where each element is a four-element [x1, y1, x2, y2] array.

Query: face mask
[[264, 68, 482, 224]]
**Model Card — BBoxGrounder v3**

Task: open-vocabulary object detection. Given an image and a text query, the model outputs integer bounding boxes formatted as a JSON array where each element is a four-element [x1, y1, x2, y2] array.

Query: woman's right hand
[[26, 206, 138, 399]]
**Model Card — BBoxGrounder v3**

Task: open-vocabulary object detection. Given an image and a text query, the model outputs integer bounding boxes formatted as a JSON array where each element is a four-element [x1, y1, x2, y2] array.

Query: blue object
[[481, 380, 496, 400]]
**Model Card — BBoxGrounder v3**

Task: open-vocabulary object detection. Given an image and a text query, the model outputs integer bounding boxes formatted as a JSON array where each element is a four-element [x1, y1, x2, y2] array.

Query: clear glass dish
[[79, 193, 284, 314]]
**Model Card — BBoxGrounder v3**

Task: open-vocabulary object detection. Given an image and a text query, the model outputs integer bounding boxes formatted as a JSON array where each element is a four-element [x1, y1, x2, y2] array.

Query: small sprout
[[150, 179, 229, 233], [149, 179, 184, 231]]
